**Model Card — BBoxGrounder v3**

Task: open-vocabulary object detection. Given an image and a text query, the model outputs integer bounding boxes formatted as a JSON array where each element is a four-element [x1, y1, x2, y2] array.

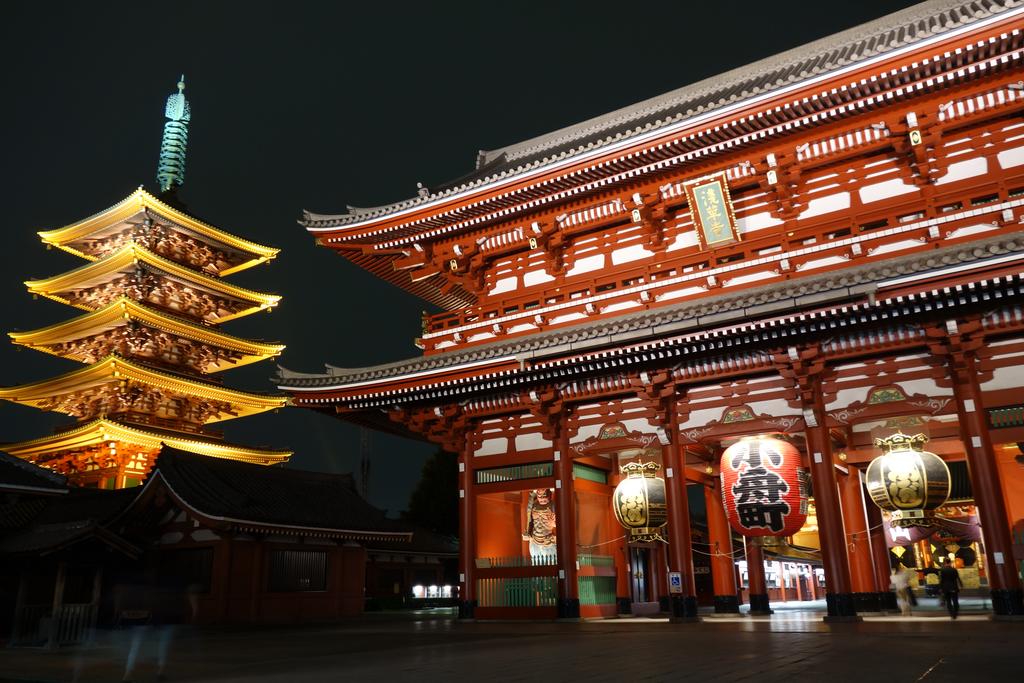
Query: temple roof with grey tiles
[[277, 232, 1024, 390], [301, 0, 1021, 229], [0, 450, 68, 494]]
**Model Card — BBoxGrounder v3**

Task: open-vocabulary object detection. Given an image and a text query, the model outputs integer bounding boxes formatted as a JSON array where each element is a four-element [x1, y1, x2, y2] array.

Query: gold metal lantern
[[612, 461, 668, 542], [864, 432, 950, 527]]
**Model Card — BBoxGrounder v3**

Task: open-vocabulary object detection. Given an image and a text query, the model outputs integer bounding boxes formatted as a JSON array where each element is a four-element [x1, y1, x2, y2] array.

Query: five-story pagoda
[[0, 78, 290, 488]]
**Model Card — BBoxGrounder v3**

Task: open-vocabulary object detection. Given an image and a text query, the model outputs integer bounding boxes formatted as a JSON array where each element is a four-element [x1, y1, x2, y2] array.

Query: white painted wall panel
[[515, 432, 552, 452], [735, 211, 784, 234], [858, 178, 919, 204], [611, 243, 654, 265], [523, 269, 556, 287], [798, 192, 851, 219], [997, 145, 1024, 169], [490, 276, 519, 295], [567, 254, 605, 276], [475, 437, 509, 457], [935, 157, 988, 185]]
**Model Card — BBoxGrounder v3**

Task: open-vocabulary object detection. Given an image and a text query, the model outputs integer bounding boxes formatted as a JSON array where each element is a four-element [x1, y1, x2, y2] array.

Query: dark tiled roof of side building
[[368, 527, 458, 556], [0, 450, 68, 494], [302, 0, 1020, 228], [151, 447, 411, 538], [0, 488, 139, 555]]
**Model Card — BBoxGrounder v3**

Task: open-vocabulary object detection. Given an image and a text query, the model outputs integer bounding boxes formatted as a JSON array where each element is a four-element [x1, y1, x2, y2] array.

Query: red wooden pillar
[[839, 467, 880, 612], [704, 483, 739, 613], [744, 538, 771, 614], [249, 540, 264, 622], [942, 323, 1024, 615], [554, 416, 580, 618], [803, 382, 858, 619], [46, 561, 66, 649], [651, 543, 669, 609], [664, 413, 699, 621], [611, 503, 631, 614], [216, 538, 234, 622], [338, 543, 366, 617], [457, 436, 476, 619]]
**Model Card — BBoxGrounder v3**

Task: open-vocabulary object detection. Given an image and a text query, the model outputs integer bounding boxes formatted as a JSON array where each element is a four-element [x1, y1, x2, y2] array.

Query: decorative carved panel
[[51, 326, 244, 374], [64, 273, 249, 322], [77, 223, 245, 274]]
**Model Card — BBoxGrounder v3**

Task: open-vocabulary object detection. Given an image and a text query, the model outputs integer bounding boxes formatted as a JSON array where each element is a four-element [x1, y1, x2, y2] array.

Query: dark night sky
[[0, 1, 920, 514]]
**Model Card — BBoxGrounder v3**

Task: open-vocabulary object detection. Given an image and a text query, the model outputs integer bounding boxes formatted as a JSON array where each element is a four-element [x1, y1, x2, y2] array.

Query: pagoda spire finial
[[156, 75, 191, 194]]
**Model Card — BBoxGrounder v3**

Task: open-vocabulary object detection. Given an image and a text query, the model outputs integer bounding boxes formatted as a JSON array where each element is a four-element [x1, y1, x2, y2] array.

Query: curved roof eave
[[300, 0, 1022, 233]]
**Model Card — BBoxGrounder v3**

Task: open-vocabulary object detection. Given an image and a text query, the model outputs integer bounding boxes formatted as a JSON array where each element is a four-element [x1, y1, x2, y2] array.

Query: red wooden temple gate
[[280, 0, 1024, 619]]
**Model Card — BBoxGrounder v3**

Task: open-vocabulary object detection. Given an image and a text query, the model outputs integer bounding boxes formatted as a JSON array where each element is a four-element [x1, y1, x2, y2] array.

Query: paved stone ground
[[1, 605, 1021, 683]]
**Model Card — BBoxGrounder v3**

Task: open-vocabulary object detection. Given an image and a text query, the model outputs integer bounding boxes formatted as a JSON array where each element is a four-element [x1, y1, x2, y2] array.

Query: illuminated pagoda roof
[[1, 418, 291, 466], [2, 77, 291, 486], [0, 354, 287, 422], [38, 187, 279, 277], [25, 243, 280, 323], [10, 298, 284, 373]]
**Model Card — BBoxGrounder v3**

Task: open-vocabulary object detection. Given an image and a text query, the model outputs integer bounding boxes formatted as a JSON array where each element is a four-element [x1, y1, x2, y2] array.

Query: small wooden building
[[121, 447, 413, 625], [0, 448, 439, 646]]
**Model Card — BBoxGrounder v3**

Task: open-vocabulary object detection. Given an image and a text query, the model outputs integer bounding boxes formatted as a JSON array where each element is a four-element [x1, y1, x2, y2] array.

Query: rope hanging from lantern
[[690, 540, 745, 557], [577, 534, 627, 550], [690, 547, 746, 558], [844, 520, 886, 541]]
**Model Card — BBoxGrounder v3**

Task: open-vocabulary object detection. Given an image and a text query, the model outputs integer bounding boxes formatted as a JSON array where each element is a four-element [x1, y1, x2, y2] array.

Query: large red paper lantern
[[720, 436, 808, 537]]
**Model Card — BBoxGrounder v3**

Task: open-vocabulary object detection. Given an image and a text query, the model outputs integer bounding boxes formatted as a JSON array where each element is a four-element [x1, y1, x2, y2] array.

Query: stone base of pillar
[[823, 593, 862, 622], [713, 595, 741, 613], [879, 590, 899, 611], [557, 598, 581, 619], [458, 600, 476, 620], [748, 593, 772, 615], [852, 592, 882, 613], [670, 595, 701, 623], [667, 595, 701, 622], [991, 589, 1024, 616], [616, 597, 631, 615]]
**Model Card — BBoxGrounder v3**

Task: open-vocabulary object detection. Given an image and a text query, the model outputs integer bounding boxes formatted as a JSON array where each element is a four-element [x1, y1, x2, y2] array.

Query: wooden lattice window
[[267, 550, 328, 592]]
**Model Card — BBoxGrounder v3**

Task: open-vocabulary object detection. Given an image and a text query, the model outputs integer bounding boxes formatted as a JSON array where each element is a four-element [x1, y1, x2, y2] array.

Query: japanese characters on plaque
[[720, 436, 808, 538], [682, 171, 740, 250]]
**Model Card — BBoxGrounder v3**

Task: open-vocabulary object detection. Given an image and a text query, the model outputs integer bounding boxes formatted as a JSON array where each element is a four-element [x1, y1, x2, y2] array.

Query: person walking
[[939, 558, 963, 619], [891, 569, 912, 616]]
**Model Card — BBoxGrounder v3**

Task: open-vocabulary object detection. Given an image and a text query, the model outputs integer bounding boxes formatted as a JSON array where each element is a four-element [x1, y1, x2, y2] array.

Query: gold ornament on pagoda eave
[[864, 432, 950, 528], [612, 461, 668, 543]]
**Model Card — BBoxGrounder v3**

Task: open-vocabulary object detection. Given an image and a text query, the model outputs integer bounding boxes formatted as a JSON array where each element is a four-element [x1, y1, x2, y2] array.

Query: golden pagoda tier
[[0, 354, 286, 425], [38, 186, 279, 277], [2, 79, 291, 489], [25, 243, 280, 323], [2, 418, 290, 488], [10, 298, 284, 374]]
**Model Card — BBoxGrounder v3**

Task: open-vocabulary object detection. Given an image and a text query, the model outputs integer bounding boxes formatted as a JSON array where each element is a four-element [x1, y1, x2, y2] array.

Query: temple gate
[[281, 0, 1024, 619]]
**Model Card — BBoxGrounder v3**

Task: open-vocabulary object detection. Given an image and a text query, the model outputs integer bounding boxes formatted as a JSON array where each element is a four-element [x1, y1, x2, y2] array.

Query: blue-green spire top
[[156, 75, 191, 193]]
